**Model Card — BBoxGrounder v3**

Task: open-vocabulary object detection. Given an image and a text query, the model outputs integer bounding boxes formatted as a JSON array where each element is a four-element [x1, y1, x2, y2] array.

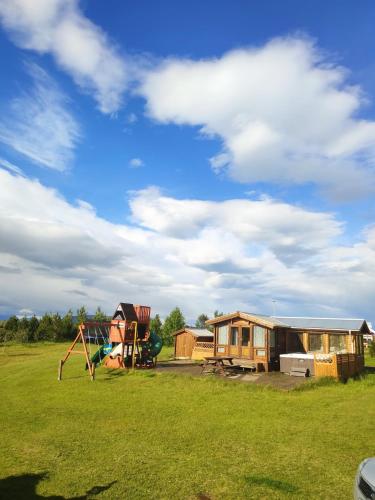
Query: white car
[[354, 458, 375, 499]]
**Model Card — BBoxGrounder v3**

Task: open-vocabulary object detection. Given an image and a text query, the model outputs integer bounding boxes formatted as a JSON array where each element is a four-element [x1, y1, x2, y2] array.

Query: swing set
[[58, 321, 113, 381], [58, 302, 163, 381]]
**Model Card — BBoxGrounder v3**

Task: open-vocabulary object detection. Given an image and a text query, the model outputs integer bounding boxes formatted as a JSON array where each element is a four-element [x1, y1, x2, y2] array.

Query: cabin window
[[241, 327, 250, 346], [308, 334, 323, 352], [217, 325, 228, 345], [254, 326, 266, 347], [329, 334, 346, 353], [256, 349, 266, 357], [269, 330, 275, 348], [230, 327, 239, 346]]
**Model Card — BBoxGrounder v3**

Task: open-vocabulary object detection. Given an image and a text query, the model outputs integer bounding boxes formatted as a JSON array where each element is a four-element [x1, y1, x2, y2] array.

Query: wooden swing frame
[[58, 321, 111, 381]]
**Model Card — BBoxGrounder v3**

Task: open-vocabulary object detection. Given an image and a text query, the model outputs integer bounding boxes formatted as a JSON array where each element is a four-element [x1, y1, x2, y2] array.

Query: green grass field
[[1, 343, 374, 499]]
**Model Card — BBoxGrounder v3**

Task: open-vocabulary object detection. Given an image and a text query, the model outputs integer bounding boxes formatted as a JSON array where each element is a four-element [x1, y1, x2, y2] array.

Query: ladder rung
[[68, 350, 87, 354]]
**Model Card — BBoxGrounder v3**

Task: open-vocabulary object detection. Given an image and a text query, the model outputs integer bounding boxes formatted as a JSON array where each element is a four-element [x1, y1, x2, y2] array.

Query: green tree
[[5, 315, 19, 333], [214, 310, 224, 318], [51, 313, 63, 341], [162, 307, 185, 346], [76, 306, 88, 325], [28, 316, 39, 340], [17, 316, 33, 342], [93, 306, 107, 322], [150, 314, 162, 337], [61, 310, 76, 340], [35, 313, 54, 341], [195, 313, 209, 329]]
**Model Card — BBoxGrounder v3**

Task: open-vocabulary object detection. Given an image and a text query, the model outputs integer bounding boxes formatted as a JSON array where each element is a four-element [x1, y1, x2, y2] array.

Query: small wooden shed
[[173, 328, 214, 359]]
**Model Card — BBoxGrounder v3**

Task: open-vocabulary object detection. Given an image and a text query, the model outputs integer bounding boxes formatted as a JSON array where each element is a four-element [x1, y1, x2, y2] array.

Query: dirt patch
[[155, 361, 309, 389]]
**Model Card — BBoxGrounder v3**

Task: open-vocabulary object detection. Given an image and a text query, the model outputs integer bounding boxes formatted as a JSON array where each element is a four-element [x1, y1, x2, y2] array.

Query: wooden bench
[[290, 366, 308, 377]]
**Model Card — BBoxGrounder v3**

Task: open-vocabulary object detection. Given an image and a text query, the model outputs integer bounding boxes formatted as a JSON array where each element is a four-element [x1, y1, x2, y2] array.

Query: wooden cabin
[[205, 312, 369, 377], [173, 328, 214, 360]]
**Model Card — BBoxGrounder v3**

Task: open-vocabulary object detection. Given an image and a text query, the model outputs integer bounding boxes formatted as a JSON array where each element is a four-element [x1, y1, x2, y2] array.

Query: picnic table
[[201, 356, 241, 376]]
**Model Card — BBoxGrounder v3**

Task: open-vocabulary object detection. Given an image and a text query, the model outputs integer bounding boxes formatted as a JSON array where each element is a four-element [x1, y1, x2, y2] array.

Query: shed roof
[[172, 327, 213, 338]]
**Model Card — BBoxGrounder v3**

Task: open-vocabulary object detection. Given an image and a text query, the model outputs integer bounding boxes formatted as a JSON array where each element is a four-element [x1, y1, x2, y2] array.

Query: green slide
[[90, 343, 112, 367], [142, 331, 163, 358]]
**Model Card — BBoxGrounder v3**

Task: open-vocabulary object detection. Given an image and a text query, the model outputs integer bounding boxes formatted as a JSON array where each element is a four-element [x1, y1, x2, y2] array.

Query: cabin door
[[229, 325, 251, 358], [228, 326, 240, 357], [240, 327, 251, 358]]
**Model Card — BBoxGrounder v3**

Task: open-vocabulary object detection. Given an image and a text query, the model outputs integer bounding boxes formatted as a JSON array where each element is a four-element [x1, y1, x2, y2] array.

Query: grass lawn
[[0, 343, 374, 499]]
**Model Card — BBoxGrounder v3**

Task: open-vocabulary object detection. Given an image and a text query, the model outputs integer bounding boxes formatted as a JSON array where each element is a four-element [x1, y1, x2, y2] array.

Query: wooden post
[[131, 321, 138, 370], [58, 359, 63, 381]]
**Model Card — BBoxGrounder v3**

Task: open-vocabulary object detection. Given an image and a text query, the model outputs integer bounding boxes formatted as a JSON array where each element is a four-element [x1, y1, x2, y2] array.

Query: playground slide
[[108, 343, 124, 358], [145, 331, 163, 357], [107, 331, 163, 360], [90, 343, 112, 367]]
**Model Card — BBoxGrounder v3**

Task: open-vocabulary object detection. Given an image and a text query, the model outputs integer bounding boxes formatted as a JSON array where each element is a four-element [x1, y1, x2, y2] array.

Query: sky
[[0, 0, 375, 322]]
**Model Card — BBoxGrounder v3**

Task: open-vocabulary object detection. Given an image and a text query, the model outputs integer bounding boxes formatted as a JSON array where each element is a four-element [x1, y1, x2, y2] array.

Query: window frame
[[253, 325, 266, 348]]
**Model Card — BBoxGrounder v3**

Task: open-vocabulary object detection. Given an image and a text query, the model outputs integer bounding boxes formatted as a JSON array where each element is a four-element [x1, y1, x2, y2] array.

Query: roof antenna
[[272, 299, 277, 317]]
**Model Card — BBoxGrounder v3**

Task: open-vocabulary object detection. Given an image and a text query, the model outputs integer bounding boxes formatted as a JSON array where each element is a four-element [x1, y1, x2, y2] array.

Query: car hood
[[361, 458, 375, 488]]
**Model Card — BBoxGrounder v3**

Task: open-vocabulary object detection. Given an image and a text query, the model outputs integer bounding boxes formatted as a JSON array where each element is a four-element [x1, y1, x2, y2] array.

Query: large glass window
[[230, 327, 239, 346], [217, 325, 228, 345], [241, 327, 250, 346], [329, 335, 346, 353], [254, 326, 266, 347], [308, 334, 323, 352]]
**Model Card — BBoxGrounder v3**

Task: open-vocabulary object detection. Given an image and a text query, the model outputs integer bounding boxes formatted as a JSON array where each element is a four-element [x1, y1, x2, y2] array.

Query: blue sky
[[0, 0, 375, 322]]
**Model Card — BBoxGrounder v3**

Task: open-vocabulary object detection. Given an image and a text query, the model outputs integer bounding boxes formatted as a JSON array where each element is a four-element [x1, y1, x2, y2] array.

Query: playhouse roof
[[112, 303, 138, 322]]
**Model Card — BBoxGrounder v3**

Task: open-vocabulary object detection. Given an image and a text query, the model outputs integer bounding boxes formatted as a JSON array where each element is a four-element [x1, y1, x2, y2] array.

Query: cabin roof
[[206, 311, 370, 332], [172, 327, 213, 338], [271, 316, 368, 331], [205, 312, 280, 328]]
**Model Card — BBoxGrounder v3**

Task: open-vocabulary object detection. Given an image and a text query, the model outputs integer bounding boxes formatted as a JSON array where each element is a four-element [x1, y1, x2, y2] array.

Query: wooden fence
[[314, 353, 364, 379]]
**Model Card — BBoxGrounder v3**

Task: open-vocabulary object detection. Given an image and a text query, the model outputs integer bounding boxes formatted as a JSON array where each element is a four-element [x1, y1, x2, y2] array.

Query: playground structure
[[58, 302, 163, 381]]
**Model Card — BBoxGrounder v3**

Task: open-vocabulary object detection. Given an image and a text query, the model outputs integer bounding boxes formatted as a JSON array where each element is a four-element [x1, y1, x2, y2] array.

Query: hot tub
[[280, 352, 315, 376]]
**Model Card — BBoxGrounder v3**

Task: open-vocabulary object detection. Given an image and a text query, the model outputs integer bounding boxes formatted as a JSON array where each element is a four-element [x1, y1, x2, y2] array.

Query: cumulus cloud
[[0, 0, 127, 113], [129, 158, 144, 168], [0, 63, 80, 170], [140, 36, 375, 198], [1, 167, 375, 320]]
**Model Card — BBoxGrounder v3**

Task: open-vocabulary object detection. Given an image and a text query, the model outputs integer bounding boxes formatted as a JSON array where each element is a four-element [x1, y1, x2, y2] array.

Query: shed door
[[176, 333, 190, 358]]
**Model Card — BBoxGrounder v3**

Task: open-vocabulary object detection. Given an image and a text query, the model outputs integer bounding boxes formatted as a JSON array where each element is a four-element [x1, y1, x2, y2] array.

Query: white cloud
[[0, 157, 24, 176], [140, 36, 375, 198], [0, 63, 80, 170], [1, 167, 375, 321], [0, 0, 127, 113], [129, 158, 144, 168], [126, 113, 138, 124]]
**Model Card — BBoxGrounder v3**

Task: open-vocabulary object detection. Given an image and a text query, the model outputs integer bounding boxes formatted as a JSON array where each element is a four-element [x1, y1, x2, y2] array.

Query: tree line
[[0, 306, 224, 346]]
